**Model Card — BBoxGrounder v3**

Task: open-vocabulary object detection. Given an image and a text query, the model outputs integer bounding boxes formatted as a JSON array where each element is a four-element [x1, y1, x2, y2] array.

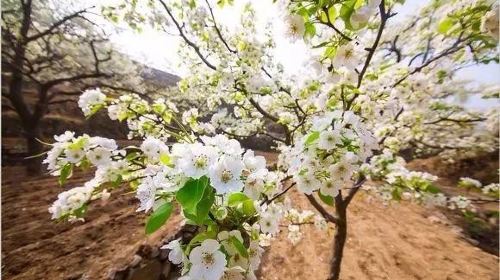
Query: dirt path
[[1, 166, 183, 280], [2, 160, 498, 280], [259, 188, 499, 280]]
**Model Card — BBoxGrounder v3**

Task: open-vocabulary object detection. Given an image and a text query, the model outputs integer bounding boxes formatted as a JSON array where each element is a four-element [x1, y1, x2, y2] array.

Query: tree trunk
[[25, 124, 43, 174], [328, 196, 348, 280]]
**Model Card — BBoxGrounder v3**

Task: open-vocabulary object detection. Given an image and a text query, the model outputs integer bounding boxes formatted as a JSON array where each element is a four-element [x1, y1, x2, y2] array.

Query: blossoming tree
[[44, 0, 498, 279], [1, 0, 150, 172]]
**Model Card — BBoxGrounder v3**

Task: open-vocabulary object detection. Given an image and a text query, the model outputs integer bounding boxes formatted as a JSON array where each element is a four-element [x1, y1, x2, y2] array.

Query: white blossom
[[209, 156, 245, 194], [188, 239, 226, 280], [78, 88, 106, 116], [284, 14, 305, 42], [318, 129, 341, 151], [49, 183, 95, 219], [140, 137, 169, 162], [161, 239, 184, 265], [87, 147, 112, 166]]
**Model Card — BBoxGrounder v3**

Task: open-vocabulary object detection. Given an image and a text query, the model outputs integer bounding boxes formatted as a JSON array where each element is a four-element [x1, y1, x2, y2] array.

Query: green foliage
[[426, 184, 441, 194], [228, 192, 256, 216], [228, 192, 249, 206], [186, 230, 218, 254], [339, 0, 363, 30], [305, 131, 320, 146], [304, 21, 317, 39], [229, 235, 249, 258], [437, 17, 455, 34], [176, 176, 215, 225], [145, 202, 173, 234], [318, 190, 335, 206], [59, 163, 73, 186], [176, 177, 209, 211], [217, 0, 234, 8], [73, 204, 88, 218]]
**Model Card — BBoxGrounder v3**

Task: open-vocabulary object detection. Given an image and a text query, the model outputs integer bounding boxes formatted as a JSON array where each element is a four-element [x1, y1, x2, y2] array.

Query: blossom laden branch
[[158, 0, 217, 70]]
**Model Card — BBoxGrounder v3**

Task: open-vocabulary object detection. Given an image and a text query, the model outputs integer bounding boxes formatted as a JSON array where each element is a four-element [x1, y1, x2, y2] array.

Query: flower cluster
[[284, 110, 378, 197], [78, 88, 106, 116], [162, 231, 264, 280], [49, 183, 94, 220], [448, 196, 472, 210], [43, 131, 122, 176], [45, 129, 288, 279], [482, 183, 499, 196], [458, 177, 482, 189]]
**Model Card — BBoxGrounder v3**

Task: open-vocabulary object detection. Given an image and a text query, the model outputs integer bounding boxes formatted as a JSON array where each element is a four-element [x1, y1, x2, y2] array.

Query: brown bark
[[25, 124, 43, 174], [328, 194, 348, 280]]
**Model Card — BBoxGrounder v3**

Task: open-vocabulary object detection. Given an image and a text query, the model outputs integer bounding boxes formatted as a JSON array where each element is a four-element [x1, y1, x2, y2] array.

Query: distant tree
[[1, 0, 145, 173]]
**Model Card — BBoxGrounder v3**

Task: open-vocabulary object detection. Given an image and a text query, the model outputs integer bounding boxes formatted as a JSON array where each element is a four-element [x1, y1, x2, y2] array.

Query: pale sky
[[94, 0, 498, 109]]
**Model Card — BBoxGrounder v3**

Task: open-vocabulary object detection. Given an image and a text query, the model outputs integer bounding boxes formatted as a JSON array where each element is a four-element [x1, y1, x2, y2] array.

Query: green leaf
[[68, 137, 88, 150], [327, 6, 337, 22], [79, 157, 91, 171], [320, 10, 328, 23], [297, 7, 309, 17], [86, 104, 104, 119], [145, 202, 173, 235], [186, 230, 217, 254], [227, 192, 255, 217], [304, 21, 316, 38], [323, 46, 337, 58], [176, 176, 209, 214], [189, 185, 215, 225], [111, 175, 123, 187], [229, 236, 249, 258], [73, 204, 88, 218], [59, 163, 73, 186], [339, 0, 357, 30], [228, 192, 250, 207], [177, 176, 215, 225], [318, 191, 334, 206], [130, 180, 140, 190], [125, 151, 139, 161], [437, 17, 454, 34], [305, 131, 320, 146], [391, 188, 402, 201], [240, 200, 256, 216], [426, 184, 440, 194], [217, 0, 233, 7]]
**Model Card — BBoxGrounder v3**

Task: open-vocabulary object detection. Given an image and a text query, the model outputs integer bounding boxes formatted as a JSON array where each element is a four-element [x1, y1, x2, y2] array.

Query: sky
[[103, 0, 499, 109]]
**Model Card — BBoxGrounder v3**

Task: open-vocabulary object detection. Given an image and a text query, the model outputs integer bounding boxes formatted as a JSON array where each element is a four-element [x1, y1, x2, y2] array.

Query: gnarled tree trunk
[[328, 195, 348, 280], [25, 123, 43, 174]]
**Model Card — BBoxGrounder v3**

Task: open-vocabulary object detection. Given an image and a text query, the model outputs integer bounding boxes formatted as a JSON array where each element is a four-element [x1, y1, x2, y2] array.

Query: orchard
[[3, 0, 498, 279]]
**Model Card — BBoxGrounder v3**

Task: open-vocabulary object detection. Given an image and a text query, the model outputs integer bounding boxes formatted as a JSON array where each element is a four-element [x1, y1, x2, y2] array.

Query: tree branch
[[204, 0, 236, 53], [25, 8, 90, 43], [158, 0, 217, 70], [423, 117, 486, 125], [306, 194, 340, 224], [321, 7, 352, 41], [356, 0, 388, 89], [343, 177, 366, 206]]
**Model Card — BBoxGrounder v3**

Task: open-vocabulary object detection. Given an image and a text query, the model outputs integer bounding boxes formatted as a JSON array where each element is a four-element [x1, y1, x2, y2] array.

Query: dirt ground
[[1, 153, 499, 280], [1, 166, 184, 280], [259, 188, 499, 280]]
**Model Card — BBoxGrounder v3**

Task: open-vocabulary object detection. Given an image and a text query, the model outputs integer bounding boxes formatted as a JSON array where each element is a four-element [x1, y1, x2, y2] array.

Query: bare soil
[[1, 166, 184, 280], [259, 188, 498, 280], [1, 152, 498, 280]]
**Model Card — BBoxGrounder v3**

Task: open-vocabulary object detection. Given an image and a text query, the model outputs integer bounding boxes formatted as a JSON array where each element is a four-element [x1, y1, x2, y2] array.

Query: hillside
[[2, 66, 181, 164]]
